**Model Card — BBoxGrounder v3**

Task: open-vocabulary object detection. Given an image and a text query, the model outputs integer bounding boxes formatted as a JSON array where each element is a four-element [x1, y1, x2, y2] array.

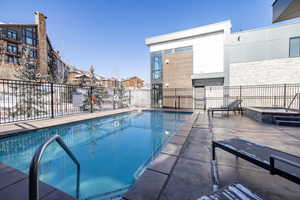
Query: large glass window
[[290, 37, 300, 57], [174, 46, 192, 53], [7, 43, 17, 54], [151, 52, 162, 82], [23, 27, 37, 46], [7, 30, 17, 40], [7, 56, 18, 64]]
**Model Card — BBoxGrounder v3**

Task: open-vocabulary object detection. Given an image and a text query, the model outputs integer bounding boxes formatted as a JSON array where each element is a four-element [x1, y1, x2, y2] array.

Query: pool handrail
[[287, 92, 300, 111], [29, 134, 80, 200]]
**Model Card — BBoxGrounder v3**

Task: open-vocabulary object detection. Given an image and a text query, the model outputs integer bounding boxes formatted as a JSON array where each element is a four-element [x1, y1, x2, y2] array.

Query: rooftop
[[145, 20, 232, 46]]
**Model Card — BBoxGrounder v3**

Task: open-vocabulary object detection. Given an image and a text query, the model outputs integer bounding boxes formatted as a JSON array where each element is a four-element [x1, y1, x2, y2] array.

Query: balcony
[[273, 0, 300, 23]]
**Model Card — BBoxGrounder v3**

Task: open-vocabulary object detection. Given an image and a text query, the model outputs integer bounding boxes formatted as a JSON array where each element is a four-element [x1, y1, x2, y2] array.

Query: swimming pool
[[0, 110, 192, 199]]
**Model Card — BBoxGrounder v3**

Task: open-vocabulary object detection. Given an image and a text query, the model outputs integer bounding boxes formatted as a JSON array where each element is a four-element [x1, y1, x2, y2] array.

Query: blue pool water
[[0, 110, 191, 199]]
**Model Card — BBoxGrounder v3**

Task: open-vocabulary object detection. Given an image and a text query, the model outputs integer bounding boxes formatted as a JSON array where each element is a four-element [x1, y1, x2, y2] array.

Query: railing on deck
[[150, 83, 300, 110], [204, 83, 300, 110]]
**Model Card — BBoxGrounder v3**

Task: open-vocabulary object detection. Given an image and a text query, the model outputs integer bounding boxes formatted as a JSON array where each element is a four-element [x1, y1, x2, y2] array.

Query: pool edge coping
[[123, 110, 200, 200]]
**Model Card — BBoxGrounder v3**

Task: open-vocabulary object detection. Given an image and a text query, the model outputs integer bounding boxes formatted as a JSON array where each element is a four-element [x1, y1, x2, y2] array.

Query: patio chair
[[212, 138, 300, 185], [197, 183, 264, 200], [208, 100, 242, 117]]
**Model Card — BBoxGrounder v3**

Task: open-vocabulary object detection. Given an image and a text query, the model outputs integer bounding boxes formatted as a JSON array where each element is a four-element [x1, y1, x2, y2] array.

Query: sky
[[0, 0, 295, 83]]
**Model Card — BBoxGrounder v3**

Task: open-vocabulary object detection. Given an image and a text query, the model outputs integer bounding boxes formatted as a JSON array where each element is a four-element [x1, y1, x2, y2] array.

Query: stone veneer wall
[[230, 57, 300, 86]]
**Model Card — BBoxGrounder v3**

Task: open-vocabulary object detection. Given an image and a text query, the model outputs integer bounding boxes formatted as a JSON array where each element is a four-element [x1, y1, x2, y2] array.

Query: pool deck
[[123, 111, 300, 200], [0, 109, 299, 200]]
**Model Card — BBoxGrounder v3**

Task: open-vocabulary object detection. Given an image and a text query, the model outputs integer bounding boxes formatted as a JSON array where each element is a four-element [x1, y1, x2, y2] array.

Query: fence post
[[50, 83, 54, 118], [204, 87, 206, 111], [298, 94, 300, 112], [283, 84, 287, 108], [129, 90, 131, 106], [113, 88, 116, 110], [90, 86, 93, 113], [174, 88, 177, 109], [239, 85, 242, 100]]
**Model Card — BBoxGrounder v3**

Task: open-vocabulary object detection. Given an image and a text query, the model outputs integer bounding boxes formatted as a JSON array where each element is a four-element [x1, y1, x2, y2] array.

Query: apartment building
[[145, 21, 232, 108], [102, 78, 122, 88], [0, 12, 68, 81], [146, 6, 300, 109], [122, 76, 144, 88]]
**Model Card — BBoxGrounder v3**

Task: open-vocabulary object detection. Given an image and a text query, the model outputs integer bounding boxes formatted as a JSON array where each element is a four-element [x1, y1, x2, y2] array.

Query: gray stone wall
[[224, 21, 300, 86], [230, 57, 300, 86]]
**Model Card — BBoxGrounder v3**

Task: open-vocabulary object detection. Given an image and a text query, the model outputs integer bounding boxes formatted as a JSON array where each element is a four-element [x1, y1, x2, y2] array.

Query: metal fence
[[162, 88, 193, 109], [0, 79, 131, 124], [149, 83, 300, 111], [204, 83, 300, 110]]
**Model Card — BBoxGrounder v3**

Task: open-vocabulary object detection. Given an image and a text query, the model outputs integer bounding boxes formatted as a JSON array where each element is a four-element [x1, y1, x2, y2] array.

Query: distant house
[[67, 66, 105, 86], [102, 77, 122, 88], [122, 76, 144, 88], [0, 12, 69, 82]]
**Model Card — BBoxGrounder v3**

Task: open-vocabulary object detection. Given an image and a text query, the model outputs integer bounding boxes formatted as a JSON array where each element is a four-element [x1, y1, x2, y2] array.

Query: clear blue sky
[[0, 0, 291, 82]]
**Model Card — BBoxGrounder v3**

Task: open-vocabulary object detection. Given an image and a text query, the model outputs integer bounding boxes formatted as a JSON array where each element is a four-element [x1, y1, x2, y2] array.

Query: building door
[[194, 86, 206, 110], [151, 83, 163, 108]]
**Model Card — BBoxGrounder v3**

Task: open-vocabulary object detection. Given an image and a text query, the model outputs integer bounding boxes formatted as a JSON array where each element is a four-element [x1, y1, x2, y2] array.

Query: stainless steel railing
[[29, 134, 80, 200]]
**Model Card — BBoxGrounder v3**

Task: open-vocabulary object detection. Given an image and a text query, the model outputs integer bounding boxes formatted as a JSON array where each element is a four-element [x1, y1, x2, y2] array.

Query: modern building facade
[[0, 12, 69, 82], [145, 21, 232, 108], [146, 8, 300, 109], [224, 21, 300, 86], [273, 0, 300, 23]]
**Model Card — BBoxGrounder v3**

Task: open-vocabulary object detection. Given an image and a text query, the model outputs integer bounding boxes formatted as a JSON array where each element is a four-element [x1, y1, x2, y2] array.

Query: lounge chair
[[197, 183, 264, 200], [212, 138, 300, 184], [208, 100, 242, 117]]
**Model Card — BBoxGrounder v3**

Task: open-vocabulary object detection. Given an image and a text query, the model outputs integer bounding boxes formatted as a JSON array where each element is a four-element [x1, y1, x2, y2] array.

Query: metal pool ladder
[[29, 134, 80, 200]]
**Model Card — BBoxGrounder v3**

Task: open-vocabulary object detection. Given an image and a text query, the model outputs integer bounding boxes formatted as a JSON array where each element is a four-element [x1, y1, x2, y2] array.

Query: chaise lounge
[[198, 183, 264, 200], [208, 100, 242, 117], [212, 138, 300, 184], [197, 138, 300, 199]]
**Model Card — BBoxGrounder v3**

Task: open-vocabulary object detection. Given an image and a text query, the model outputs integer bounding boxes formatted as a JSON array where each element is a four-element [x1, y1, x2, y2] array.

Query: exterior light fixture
[[165, 59, 170, 64]]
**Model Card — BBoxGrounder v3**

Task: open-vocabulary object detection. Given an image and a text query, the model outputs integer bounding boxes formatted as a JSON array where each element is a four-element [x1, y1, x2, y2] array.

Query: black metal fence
[[0, 79, 131, 124], [150, 83, 300, 111], [204, 83, 300, 110], [162, 88, 193, 109]]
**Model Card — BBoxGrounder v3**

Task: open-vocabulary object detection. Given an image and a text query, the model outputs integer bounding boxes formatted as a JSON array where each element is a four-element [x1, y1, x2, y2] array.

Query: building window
[[163, 49, 173, 54], [151, 53, 163, 82], [174, 46, 192, 53], [7, 56, 18, 64], [7, 30, 17, 40], [7, 43, 18, 54], [23, 27, 37, 46], [290, 37, 300, 57], [29, 49, 37, 58]]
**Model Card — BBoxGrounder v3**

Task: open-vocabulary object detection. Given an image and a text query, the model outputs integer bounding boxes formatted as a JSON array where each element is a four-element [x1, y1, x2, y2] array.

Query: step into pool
[[0, 110, 192, 199]]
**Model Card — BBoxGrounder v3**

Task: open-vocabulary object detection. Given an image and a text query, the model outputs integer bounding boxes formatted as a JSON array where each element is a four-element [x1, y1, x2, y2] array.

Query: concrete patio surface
[[124, 111, 300, 200]]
